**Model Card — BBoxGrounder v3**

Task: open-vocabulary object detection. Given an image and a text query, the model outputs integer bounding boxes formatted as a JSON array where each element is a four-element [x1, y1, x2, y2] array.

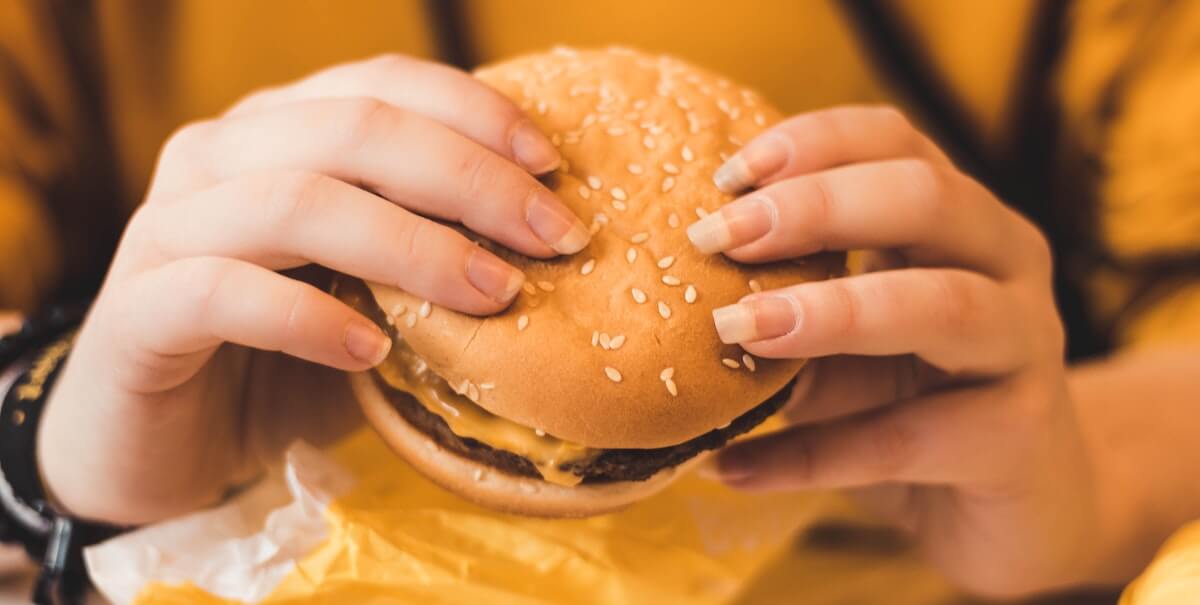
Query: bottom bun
[[351, 371, 702, 518]]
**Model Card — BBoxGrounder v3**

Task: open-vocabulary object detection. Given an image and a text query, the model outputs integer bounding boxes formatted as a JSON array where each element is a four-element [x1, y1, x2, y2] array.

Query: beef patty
[[374, 371, 791, 484]]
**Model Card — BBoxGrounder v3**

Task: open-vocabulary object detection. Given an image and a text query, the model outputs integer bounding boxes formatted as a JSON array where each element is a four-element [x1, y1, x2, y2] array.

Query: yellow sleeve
[[0, 1, 120, 311], [1057, 0, 1200, 348]]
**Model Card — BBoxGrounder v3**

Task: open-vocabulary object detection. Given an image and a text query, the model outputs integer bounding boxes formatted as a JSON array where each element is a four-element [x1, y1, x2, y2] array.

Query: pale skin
[[695, 106, 1200, 598], [7, 55, 1196, 598]]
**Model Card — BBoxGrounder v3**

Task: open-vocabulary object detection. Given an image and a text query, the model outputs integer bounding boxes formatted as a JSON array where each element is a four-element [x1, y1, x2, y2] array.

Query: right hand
[[38, 54, 590, 525]]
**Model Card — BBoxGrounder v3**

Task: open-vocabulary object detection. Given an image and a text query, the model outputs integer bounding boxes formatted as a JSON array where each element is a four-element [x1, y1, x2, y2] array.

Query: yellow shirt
[[2, 0, 1199, 600]]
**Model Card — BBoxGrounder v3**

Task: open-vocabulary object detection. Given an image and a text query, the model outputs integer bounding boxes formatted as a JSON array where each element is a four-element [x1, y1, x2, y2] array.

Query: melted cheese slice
[[375, 340, 595, 486]]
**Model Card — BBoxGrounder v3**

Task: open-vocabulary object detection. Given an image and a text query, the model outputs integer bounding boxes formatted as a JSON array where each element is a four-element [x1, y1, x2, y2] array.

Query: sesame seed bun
[[353, 47, 844, 515]]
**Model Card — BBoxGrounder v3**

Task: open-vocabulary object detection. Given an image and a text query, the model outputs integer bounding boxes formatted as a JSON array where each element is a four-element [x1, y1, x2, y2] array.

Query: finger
[[782, 356, 949, 426], [226, 54, 561, 174], [111, 257, 390, 392], [134, 171, 525, 314], [712, 269, 1028, 375], [688, 159, 1033, 277], [713, 104, 949, 193], [716, 383, 1022, 490], [154, 98, 589, 258]]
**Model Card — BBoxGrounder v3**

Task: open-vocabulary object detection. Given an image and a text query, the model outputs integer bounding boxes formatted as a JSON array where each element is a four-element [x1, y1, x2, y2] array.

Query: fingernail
[[467, 247, 525, 303], [713, 133, 790, 193], [526, 190, 590, 254], [511, 120, 561, 174], [686, 197, 774, 253], [712, 296, 799, 344], [345, 321, 391, 366]]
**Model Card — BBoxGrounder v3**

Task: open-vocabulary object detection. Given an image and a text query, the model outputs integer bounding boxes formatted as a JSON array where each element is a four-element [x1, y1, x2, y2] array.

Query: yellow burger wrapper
[[87, 421, 836, 605], [1121, 521, 1200, 605]]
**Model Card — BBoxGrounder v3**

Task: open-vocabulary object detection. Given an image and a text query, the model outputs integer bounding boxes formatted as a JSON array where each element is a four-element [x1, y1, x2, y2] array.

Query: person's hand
[[691, 106, 1108, 598], [39, 54, 591, 525]]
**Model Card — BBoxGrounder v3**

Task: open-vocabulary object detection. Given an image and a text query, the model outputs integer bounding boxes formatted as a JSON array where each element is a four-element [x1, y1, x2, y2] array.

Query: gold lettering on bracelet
[[15, 333, 75, 402]]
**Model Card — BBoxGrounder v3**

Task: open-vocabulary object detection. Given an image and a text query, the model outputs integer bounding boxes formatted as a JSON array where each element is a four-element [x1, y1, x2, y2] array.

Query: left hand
[[690, 106, 1106, 599]]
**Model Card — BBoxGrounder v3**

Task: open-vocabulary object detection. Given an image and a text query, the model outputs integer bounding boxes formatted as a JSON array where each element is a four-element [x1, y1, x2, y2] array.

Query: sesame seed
[[480, 382, 495, 390], [722, 358, 741, 369], [749, 279, 762, 293], [696, 207, 710, 219], [597, 113, 612, 122], [684, 285, 697, 303], [550, 133, 562, 147], [668, 213, 681, 228], [611, 187, 628, 201], [626, 248, 637, 263], [468, 383, 480, 402], [605, 367, 623, 382], [665, 379, 678, 396], [658, 301, 671, 319], [594, 213, 610, 224], [660, 275, 681, 287], [690, 121, 702, 134], [537, 100, 548, 115], [719, 151, 730, 162], [581, 259, 596, 275], [587, 176, 602, 190], [676, 97, 691, 110], [643, 135, 656, 149], [612, 200, 627, 211], [419, 301, 432, 318], [631, 288, 647, 304], [599, 332, 611, 349], [473, 468, 484, 481], [657, 256, 675, 269], [405, 313, 417, 328], [591, 331, 599, 346], [391, 303, 407, 317], [729, 134, 743, 146], [633, 99, 648, 110], [578, 185, 591, 200], [730, 107, 742, 120], [717, 99, 731, 113], [522, 283, 537, 296], [631, 232, 650, 244], [660, 367, 675, 381], [743, 354, 757, 372], [581, 113, 596, 128], [661, 176, 676, 193], [538, 281, 556, 292], [754, 112, 766, 126], [517, 315, 530, 331], [627, 163, 644, 175], [589, 222, 601, 235], [535, 428, 546, 437], [663, 162, 680, 175], [607, 126, 625, 136], [610, 335, 626, 349], [681, 145, 695, 162], [384, 314, 395, 326]]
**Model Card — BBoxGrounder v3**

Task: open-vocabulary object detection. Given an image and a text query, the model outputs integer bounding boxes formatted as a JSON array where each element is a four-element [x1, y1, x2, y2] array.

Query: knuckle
[[869, 418, 917, 478], [366, 52, 413, 72], [158, 120, 212, 166], [803, 175, 836, 251], [896, 158, 950, 217], [256, 171, 329, 227], [460, 150, 510, 207], [339, 97, 399, 150], [173, 257, 236, 325], [873, 104, 911, 128], [824, 280, 864, 342], [928, 270, 982, 336]]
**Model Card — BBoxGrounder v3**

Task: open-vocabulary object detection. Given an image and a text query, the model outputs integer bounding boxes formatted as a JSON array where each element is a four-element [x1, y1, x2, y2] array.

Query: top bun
[[367, 47, 843, 449]]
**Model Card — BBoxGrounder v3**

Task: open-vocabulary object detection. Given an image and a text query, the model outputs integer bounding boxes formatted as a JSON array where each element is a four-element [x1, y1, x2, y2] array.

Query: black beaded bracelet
[[0, 304, 125, 605]]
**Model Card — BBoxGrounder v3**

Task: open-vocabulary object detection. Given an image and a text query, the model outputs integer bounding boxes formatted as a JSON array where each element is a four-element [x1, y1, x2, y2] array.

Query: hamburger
[[338, 47, 844, 517]]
